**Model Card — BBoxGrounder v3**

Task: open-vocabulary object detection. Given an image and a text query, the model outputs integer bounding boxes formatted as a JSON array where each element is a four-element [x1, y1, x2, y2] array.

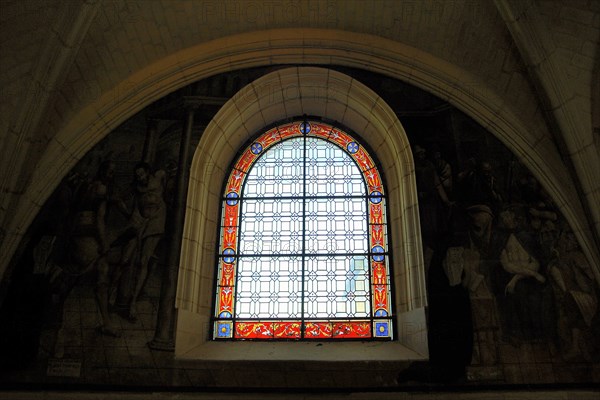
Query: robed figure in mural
[[490, 208, 556, 344], [116, 162, 167, 321], [550, 230, 599, 361]]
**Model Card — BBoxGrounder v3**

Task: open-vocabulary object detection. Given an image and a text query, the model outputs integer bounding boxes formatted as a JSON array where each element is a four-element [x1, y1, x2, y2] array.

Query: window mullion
[[367, 193, 373, 330], [301, 133, 307, 338]]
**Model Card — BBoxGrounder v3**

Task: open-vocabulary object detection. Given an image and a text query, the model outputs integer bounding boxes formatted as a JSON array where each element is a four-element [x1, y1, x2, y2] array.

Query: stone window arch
[[176, 67, 428, 360]]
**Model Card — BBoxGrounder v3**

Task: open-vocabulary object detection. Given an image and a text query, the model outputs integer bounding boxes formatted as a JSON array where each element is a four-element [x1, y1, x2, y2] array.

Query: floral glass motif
[[213, 121, 392, 340]]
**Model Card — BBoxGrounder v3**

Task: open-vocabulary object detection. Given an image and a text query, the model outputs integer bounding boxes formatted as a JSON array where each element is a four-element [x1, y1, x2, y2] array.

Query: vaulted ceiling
[[1, 0, 598, 279]]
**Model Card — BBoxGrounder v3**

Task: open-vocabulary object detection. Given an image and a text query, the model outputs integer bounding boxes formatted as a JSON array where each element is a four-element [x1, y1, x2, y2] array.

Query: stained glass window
[[213, 120, 393, 340]]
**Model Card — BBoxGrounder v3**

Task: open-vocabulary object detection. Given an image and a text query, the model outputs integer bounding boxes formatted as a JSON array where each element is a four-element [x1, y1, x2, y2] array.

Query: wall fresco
[[406, 110, 600, 384], [0, 69, 598, 388]]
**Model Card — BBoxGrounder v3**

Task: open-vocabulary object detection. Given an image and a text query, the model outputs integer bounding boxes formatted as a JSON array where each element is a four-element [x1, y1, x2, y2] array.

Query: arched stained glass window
[[213, 120, 393, 340]]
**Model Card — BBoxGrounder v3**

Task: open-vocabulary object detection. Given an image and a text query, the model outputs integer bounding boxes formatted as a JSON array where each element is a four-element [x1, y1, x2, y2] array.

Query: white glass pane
[[305, 197, 368, 254], [239, 198, 302, 254], [303, 256, 371, 318], [244, 138, 304, 198], [305, 138, 364, 196], [235, 256, 302, 319]]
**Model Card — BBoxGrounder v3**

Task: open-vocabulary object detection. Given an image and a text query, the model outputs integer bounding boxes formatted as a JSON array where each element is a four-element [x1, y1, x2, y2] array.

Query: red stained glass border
[[216, 286, 234, 317], [277, 122, 302, 140], [371, 261, 389, 285], [365, 168, 384, 194], [369, 201, 385, 224], [370, 224, 385, 248], [354, 147, 376, 172], [309, 122, 332, 139], [220, 226, 238, 252], [226, 170, 246, 195], [373, 284, 390, 315], [236, 148, 258, 173], [217, 260, 236, 287], [222, 203, 239, 227], [232, 320, 374, 339], [256, 127, 281, 148]]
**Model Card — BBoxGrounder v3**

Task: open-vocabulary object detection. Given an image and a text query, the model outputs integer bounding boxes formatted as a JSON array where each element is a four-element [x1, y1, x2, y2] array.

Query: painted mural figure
[[492, 208, 555, 343], [414, 145, 452, 247], [51, 161, 121, 338], [120, 162, 167, 321], [500, 233, 545, 295], [458, 160, 502, 253], [549, 230, 598, 360], [163, 158, 178, 210], [528, 203, 559, 265], [433, 150, 453, 195], [426, 241, 474, 382]]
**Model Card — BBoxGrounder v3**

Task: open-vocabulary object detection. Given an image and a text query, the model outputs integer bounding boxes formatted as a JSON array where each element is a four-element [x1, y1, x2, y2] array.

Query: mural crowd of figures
[[414, 143, 599, 381], [23, 158, 177, 356]]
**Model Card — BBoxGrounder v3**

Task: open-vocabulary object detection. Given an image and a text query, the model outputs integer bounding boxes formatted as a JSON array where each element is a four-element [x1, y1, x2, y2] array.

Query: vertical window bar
[[300, 124, 307, 338]]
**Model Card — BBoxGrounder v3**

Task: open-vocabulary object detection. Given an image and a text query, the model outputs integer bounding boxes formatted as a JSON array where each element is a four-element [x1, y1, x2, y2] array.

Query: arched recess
[[2, 28, 598, 297], [175, 67, 428, 359]]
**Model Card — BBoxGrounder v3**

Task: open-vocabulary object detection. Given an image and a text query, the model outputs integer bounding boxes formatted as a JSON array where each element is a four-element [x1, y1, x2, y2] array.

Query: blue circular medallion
[[219, 311, 232, 318], [300, 121, 311, 134], [372, 245, 385, 262], [369, 191, 383, 204], [251, 142, 263, 154], [346, 141, 359, 154], [375, 309, 388, 317], [226, 192, 239, 206], [223, 248, 235, 264]]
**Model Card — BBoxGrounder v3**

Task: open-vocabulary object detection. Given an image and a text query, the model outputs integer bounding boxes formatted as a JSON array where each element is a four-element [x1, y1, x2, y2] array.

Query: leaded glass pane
[[236, 256, 302, 319], [244, 139, 304, 198], [305, 137, 364, 196], [239, 198, 302, 254], [305, 197, 368, 254], [304, 256, 370, 318], [213, 121, 393, 341]]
